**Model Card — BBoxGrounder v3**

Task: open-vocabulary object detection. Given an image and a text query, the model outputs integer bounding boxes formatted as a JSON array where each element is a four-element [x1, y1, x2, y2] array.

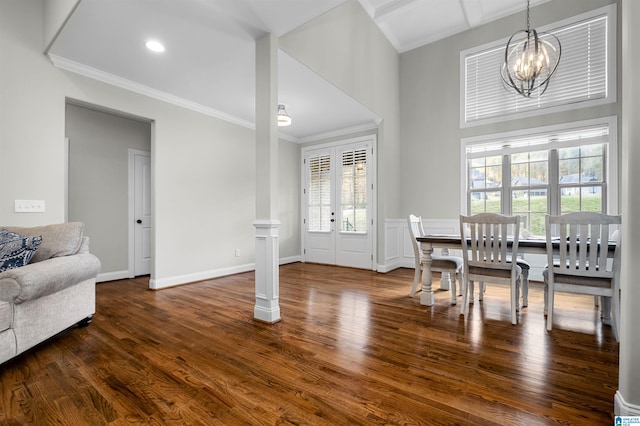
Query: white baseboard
[[150, 263, 256, 289], [615, 390, 640, 416], [148, 256, 303, 290], [377, 261, 401, 273], [96, 270, 130, 283], [280, 255, 302, 265]]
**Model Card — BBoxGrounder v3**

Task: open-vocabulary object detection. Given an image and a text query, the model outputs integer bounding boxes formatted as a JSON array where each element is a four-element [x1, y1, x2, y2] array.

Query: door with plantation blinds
[[303, 139, 374, 269]]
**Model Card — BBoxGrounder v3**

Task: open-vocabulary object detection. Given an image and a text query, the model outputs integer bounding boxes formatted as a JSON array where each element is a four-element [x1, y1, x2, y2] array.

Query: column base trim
[[254, 305, 282, 324]]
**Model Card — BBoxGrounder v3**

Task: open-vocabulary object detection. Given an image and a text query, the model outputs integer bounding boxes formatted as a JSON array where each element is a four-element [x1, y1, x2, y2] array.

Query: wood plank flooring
[[0, 263, 619, 425]]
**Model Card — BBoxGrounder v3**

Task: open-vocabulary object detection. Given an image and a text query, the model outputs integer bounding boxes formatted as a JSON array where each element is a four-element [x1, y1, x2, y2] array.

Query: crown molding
[[48, 54, 255, 129], [295, 121, 380, 144]]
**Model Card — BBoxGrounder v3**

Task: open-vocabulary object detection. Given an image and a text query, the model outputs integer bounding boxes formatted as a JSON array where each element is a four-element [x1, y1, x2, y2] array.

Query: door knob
[[136, 219, 142, 224]]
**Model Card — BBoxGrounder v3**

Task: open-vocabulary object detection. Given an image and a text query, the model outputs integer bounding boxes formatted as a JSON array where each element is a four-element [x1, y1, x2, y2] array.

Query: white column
[[616, 0, 640, 416], [253, 33, 281, 323]]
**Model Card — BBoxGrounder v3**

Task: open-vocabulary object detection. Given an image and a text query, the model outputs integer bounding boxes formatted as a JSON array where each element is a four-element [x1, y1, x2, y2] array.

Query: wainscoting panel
[[380, 218, 462, 273]]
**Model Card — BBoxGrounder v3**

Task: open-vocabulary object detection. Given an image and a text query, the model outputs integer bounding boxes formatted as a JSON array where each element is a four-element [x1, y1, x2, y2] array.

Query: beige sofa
[[0, 222, 101, 365]]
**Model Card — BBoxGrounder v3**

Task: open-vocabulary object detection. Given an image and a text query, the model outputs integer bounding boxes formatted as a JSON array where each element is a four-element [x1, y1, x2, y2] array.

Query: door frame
[[300, 134, 377, 270], [128, 148, 152, 278]]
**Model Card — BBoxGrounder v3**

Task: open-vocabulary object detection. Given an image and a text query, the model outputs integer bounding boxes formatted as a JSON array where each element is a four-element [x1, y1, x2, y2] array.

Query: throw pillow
[[4, 222, 84, 263], [0, 229, 43, 272]]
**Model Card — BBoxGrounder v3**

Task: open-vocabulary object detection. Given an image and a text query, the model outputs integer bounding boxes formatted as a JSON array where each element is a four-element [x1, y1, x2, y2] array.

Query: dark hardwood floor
[[0, 263, 618, 425]]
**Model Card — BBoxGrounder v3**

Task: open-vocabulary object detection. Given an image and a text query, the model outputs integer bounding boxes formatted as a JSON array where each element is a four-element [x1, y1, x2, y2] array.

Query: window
[[461, 4, 616, 127], [340, 148, 368, 232], [307, 153, 332, 232], [463, 117, 617, 237]]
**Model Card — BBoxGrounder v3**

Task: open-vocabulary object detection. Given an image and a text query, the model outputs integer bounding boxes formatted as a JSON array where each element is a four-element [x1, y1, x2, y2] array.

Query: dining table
[[415, 234, 547, 307], [416, 234, 617, 321]]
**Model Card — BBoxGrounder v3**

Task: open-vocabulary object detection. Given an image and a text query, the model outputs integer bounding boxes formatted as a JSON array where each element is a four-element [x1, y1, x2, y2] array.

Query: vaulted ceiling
[[48, 0, 549, 142]]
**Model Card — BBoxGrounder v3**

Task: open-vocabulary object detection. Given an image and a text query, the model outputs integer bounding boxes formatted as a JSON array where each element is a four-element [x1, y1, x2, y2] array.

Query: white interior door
[[303, 138, 374, 270], [133, 150, 151, 276]]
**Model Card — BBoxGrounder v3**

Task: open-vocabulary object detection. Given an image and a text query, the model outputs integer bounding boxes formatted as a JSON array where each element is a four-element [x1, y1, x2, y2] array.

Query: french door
[[303, 137, 375, 270]]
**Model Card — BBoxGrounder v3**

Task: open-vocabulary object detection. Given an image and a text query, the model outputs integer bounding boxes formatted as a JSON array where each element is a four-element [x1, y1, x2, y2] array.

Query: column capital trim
[[254, 219, 281, 228]]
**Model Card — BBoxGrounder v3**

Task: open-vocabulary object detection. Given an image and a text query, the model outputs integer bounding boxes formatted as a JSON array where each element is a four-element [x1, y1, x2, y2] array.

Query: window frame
[[460, 4, 617, 128], [460, 116, 619, 230]]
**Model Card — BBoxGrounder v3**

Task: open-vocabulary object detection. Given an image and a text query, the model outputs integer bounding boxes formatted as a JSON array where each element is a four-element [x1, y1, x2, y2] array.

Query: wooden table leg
[[419, 242, 435, 306]]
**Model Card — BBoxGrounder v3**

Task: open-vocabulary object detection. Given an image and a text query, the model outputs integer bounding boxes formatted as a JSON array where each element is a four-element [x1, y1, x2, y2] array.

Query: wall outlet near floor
[[15, 200, 46, 213], [235, 248, 241, 257]]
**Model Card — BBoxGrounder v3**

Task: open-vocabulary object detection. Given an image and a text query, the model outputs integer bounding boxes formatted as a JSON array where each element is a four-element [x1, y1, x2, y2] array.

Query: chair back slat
[[460, 213, 519, 272], [545, 212, 621, 279]]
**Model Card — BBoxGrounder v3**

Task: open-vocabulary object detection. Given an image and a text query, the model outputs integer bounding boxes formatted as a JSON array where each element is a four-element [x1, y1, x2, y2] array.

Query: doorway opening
[[65, 100, 153, 282]]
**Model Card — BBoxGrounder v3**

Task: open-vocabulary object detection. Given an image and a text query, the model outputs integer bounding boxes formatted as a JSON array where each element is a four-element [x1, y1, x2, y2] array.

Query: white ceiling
[[49, 0, 549, 142]]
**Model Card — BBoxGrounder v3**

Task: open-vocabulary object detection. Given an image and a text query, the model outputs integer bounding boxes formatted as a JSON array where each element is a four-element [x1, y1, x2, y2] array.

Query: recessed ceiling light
[[145, 40, 165, 53]]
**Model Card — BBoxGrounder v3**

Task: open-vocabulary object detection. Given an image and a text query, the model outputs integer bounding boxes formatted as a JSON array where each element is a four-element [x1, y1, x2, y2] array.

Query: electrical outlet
[[14, 200, 45, 213], [235, 248, 241, 257]]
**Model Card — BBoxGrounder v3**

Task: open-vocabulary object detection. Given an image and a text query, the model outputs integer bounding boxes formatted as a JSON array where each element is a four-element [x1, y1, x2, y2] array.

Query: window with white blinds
[[340, 148, 368, 233], [462, 4, 615, 127], [307, 154, 332, 232]]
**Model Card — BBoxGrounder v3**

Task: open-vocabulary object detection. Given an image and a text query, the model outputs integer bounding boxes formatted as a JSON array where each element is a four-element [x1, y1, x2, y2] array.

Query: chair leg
[[450, 273, 457, 305], [461, 279, 470, 316], [601, 296, 612, 325], [521, 269, 529, 307], [511, 277, 518, 325], [515, 276, 521, 312], [468, 280, 475, 304], [478, 281, 485, 301], [410, 266, 421, 297], [611, 291, 620, 342], [546, 283, 555, 331]]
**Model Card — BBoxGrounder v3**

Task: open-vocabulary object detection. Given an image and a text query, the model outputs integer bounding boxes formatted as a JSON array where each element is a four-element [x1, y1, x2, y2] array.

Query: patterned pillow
[[0, 229, 43, 272]]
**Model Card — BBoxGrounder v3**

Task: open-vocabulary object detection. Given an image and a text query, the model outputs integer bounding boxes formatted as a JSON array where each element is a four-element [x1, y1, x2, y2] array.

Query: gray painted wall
[[65, 101, 300, 276], [0, 0, 299, 284], [278, 138, 301, 259], [66, 103, 151, 275], [280, 0, 400, 263], [399, 0, 621, 220]]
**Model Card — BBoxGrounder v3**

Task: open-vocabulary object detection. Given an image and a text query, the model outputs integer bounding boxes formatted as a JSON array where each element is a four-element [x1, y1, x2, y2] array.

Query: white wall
[[0, 0, 301, 287]]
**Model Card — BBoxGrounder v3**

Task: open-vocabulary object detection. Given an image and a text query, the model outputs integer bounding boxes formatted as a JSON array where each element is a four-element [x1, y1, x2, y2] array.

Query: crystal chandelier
[[501, 0, 561, 97]]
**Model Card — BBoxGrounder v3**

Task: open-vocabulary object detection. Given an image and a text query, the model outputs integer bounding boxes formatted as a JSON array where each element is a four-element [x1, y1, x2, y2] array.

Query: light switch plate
[[15, 200, 45, 213]]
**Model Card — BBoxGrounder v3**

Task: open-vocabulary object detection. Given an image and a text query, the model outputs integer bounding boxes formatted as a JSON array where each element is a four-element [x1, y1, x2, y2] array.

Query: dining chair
[[475, 256, 530, 307], [407, 215, 463, 304], [543, 212, 622, 340], [459, 213, 522, 325]]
